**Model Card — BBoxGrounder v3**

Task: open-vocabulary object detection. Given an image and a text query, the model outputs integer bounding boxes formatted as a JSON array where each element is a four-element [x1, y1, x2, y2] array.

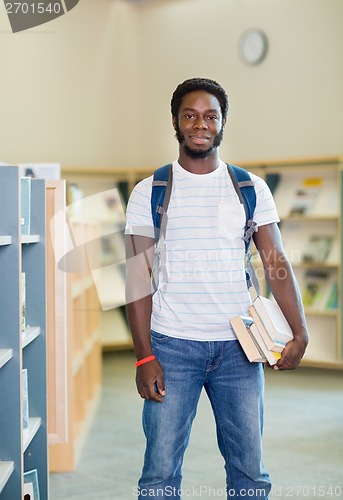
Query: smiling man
[[125, 78, 308, 500]]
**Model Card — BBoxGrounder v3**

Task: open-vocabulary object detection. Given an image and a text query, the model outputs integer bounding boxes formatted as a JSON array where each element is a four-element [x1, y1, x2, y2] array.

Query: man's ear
[[172, 116, 177, 130]]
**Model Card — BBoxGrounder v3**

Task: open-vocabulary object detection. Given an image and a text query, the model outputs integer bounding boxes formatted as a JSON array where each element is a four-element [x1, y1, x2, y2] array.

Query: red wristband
[[135, 355, 156, 367]]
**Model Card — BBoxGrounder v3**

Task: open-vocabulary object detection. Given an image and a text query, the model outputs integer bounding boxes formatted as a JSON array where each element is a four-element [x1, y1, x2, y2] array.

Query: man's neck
[[177, 149, 221, 174]]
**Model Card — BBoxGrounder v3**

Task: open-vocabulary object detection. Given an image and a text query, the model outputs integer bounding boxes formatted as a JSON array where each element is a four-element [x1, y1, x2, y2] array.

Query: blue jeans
[[137, 332, 271, 499]]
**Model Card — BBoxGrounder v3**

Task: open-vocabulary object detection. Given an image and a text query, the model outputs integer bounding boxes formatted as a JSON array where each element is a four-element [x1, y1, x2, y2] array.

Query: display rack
[[0, 166, 48, 498], [258, 157, 343, 369]]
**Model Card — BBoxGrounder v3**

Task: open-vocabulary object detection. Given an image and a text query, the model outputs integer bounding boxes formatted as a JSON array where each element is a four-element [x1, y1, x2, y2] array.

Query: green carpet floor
[[49, 351, 343, 500]]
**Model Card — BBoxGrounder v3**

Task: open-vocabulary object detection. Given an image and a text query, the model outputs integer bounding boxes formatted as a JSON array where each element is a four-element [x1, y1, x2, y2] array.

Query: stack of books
[[230, 296, 294, 365]]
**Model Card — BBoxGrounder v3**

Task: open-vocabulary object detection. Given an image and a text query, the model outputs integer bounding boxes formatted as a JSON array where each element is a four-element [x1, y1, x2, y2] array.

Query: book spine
[[248, 324, 278, 366]]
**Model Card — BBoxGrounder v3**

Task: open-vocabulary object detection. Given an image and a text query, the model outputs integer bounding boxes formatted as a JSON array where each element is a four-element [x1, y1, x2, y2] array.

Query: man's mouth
[[189, 135, 210, 145]]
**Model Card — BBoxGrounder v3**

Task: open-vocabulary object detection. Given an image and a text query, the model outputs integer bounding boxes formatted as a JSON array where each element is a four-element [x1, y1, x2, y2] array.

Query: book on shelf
[[325, 280, 338, 310], [20, 162, 61, 181], [21, 177, 31, 235], [302, 269, 329, 308], [301, 269, 337, 310], [302, 235, 334, 263], [288, 177, 323, 217], [23, 469, 40, 500], [24, 482, 34, 500]]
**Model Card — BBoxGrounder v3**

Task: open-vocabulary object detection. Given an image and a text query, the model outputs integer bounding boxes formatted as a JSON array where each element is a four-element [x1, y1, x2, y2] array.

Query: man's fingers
[[137, 380, 165, 402], [156, 375, 166, 397]]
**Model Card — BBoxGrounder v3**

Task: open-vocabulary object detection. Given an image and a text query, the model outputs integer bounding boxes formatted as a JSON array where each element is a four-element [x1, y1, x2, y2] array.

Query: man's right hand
[[136, 360, 166, 402]]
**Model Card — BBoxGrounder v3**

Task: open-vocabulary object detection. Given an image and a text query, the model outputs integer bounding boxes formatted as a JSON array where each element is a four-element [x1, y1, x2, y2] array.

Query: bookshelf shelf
[[291, 262, 339, 270], [303, 308, 338, 317], [21, 234, 40, 244], [22, 326, 41, 348], [282, 215, 339, 223], [0, 461, 14, 493], [23, 417, 42, 452], [0, 236, 12, 246], [0, 349, 13, 368]]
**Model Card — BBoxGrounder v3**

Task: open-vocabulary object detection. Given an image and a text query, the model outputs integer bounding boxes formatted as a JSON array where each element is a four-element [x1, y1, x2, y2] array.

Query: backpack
[[151, 163, 259, 292]]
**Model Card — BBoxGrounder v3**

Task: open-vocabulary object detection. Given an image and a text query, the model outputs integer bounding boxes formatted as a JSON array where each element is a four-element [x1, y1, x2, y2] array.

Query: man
[[125, 77, 308, 499]]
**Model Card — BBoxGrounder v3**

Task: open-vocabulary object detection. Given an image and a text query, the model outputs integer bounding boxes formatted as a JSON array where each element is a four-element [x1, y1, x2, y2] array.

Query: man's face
[[173, 90, 225, 159]]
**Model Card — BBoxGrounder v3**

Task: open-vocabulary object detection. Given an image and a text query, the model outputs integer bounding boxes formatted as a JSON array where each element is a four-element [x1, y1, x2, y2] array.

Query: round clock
[[239, 28, 268, 65]]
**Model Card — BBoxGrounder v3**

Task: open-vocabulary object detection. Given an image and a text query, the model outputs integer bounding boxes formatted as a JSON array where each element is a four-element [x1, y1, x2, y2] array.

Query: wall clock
[[239, 28, 268, 65]]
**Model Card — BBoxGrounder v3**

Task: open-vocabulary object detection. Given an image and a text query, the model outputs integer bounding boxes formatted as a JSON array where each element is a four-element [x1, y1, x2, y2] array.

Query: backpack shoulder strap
[[226, 163, 259, 292], [226, 163, 256, 223], [151, 163, 173, 241]]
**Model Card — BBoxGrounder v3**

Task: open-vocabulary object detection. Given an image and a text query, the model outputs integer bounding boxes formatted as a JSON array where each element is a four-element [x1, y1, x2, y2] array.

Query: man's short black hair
[[171, 77, 229, 121]]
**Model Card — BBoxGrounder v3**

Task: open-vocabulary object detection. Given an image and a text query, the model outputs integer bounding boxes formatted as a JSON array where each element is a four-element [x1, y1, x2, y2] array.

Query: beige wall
[[0, 0, 342, 168]]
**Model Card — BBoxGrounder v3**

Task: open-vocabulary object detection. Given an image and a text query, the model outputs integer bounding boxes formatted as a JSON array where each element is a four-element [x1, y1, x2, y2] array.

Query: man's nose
[[194, 116, 208, 129]]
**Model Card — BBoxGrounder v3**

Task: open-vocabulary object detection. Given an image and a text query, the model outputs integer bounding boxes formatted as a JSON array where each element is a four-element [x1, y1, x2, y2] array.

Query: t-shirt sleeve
[[249, 172, 280, 227], [125, 176, 155, 238]]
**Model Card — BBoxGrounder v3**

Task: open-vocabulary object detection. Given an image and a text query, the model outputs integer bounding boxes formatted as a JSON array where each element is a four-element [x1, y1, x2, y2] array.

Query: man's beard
[[175, 123, 224, 159]]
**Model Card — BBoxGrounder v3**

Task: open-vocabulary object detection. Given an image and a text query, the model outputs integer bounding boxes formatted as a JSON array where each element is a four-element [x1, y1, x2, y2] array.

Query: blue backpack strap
[[151, 164, 173, 292], [226, 164, 259, 292], [227, 163, 255, 222], [226, 163, 257, 249], [151, 163, 173, 241]]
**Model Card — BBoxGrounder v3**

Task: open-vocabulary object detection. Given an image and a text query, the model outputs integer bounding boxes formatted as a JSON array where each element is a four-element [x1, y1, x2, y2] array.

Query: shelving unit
[[61, 157, 343, 368], [259, 157, 343, 369], [0, 166, 48, 498], [48, 219, 102, 472]]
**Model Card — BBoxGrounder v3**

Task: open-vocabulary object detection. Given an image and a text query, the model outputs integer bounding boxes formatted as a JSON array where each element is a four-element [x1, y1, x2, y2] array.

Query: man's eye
[[185, 114, 195, 119], [207, 115, 218, 120]]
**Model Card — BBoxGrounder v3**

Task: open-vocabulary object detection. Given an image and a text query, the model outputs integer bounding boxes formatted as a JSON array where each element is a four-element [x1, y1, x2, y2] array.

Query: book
[[249, 304, 285, 352], [302, 269, 330, 308], [302, 235, 334, 263], [230, 316, 266, 363], [24, 469, 40, 500], [251, 295, 294, 346], [248, 323, 281, 366], [325, 281, 338, 310], [230, 316, 282, 365], [288, 177, 322, 217]]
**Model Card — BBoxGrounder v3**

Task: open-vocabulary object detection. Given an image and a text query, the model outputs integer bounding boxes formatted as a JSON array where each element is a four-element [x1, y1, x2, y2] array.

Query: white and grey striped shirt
[[125, 160, 279, 341]]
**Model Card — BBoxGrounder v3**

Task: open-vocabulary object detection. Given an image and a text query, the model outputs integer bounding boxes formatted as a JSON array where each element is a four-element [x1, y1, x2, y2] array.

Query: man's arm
[[125, 234, 166, 401], [253, 222, 309, 370]]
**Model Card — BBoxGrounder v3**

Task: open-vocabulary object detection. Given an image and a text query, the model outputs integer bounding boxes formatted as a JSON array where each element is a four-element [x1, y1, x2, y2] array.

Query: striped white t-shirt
[[125, 160, 279, 341]]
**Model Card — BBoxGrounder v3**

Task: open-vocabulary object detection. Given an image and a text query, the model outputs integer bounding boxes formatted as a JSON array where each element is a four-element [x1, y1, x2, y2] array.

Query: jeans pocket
[[150, 330, 172, 342]]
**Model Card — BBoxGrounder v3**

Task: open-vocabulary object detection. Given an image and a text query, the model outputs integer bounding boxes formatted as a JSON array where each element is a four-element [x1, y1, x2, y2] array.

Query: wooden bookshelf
[[257, 157, 343, 369], [48, 219, 102, 472]]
